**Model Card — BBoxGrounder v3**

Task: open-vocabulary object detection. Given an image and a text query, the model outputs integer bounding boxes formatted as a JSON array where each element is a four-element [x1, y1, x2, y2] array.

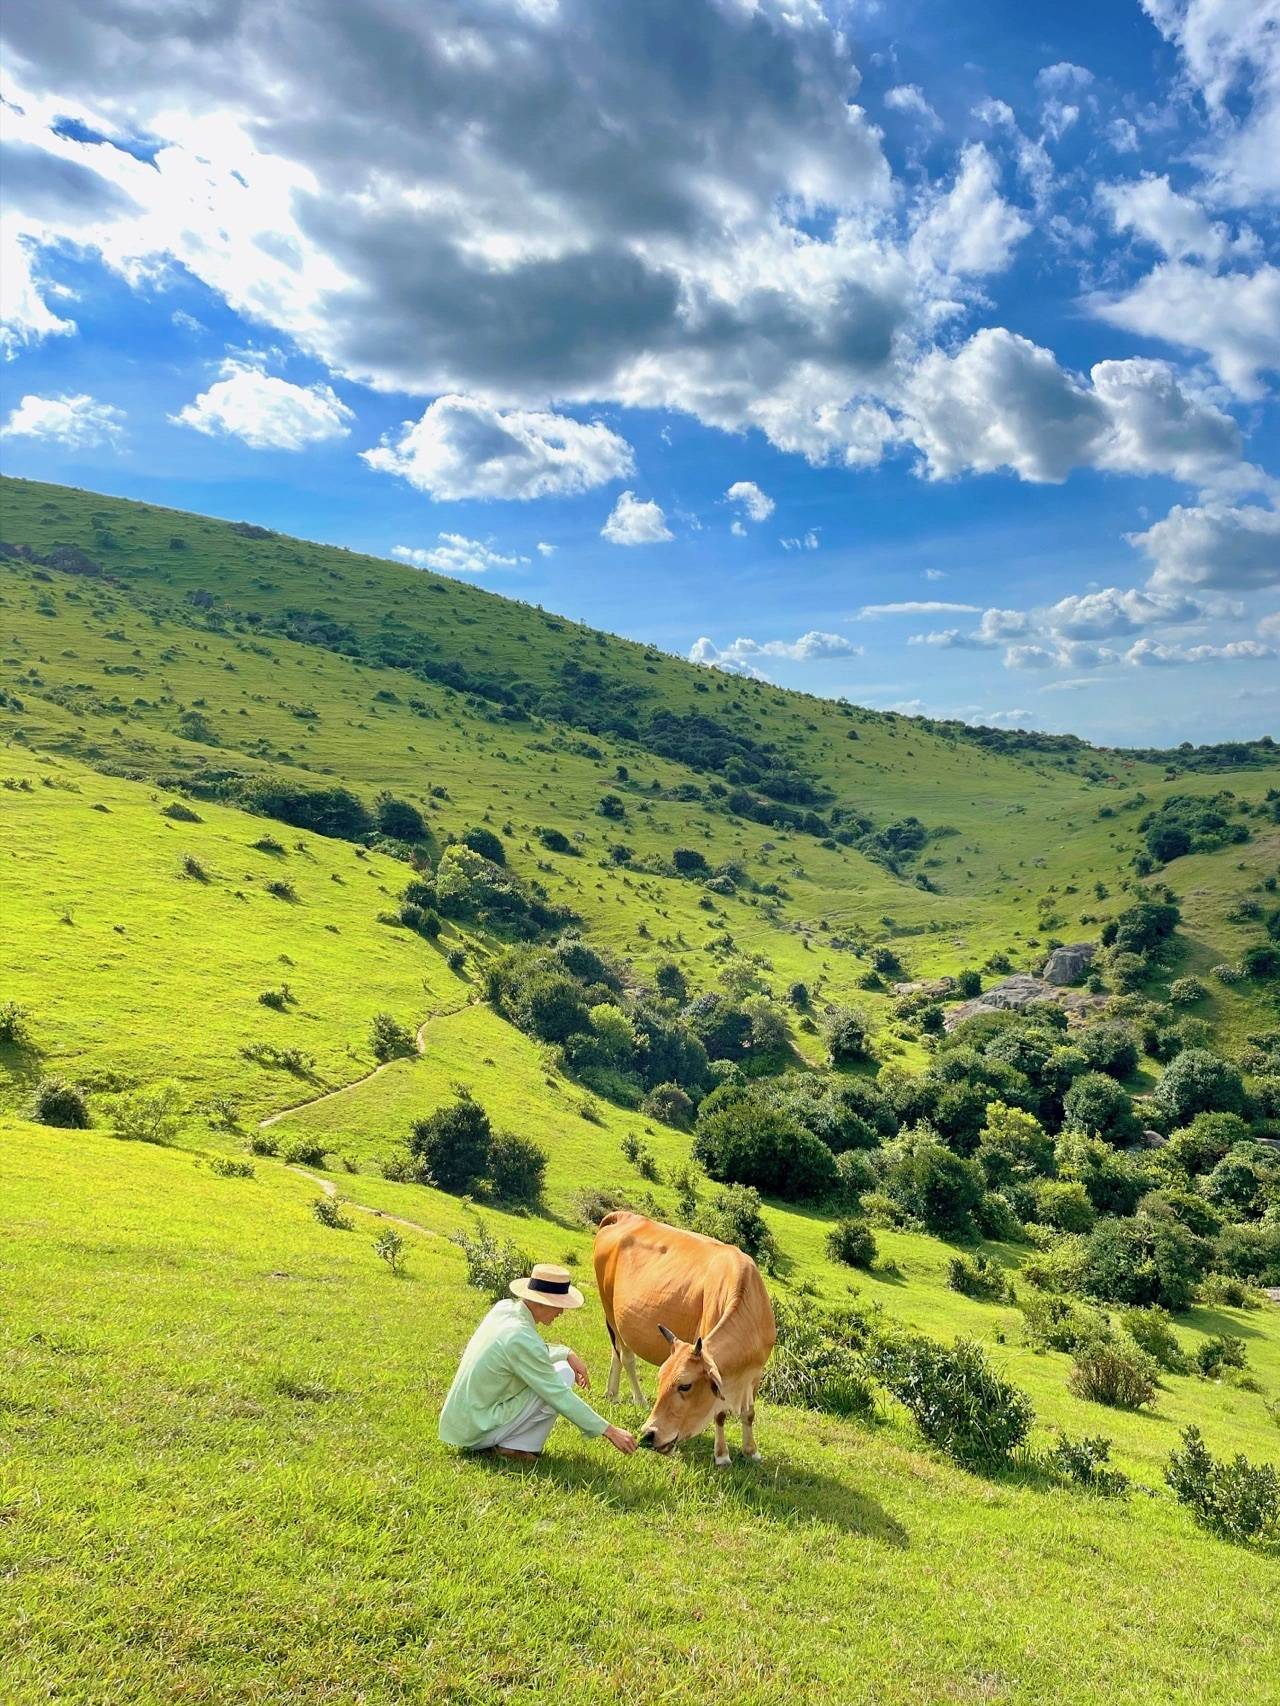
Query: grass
[[3, 1117, 1279, 1706]]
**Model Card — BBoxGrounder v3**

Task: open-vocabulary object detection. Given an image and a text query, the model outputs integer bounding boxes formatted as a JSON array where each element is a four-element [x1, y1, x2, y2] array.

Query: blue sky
[[2, 0, 1277, 746]]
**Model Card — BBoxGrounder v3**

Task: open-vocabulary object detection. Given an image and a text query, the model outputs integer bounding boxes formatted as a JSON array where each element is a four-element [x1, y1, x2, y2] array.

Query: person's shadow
[[476, 1435, 909, 1548]]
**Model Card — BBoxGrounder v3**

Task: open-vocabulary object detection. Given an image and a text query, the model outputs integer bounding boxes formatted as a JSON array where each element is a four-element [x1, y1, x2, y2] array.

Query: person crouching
[[439, 1263, 638, 1463]]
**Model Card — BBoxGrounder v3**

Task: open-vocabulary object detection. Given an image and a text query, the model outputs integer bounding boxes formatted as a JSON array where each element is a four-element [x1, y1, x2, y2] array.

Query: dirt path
[[259, 1004, 460, 1129], [284, 1164, 444, 1241]]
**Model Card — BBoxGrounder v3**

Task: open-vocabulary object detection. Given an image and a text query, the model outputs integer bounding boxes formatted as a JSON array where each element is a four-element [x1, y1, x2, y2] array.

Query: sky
[[1, 0, 1278, 748]]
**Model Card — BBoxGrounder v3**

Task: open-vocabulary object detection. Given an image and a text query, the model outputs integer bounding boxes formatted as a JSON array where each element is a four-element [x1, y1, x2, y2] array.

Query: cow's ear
[[658, 1324, 676, 1347], [708, 1375, 722, 1397], [692, 1336, 703, 1358]]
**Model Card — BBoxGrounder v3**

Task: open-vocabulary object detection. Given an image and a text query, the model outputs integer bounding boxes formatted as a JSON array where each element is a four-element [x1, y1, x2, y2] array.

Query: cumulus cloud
[[1092, 262, 1280, 400], [1124, 635, 1276, 665], [362, 395, 633, 500], [1097, 174, 1232, 262], [725, 480, 775, 524], [601, 491, 672, 545], [535, 541, 556, 557], [172, 361, 352, 451], [1044, 586, 1203, 638], [884, 84, 941, 128], [392, 535, 523, 575], [908, 144, 1030, 280], [691, 631, 862, 672], [1127, 502, 1280, 590], [1, 391, 124, 447], [909, 608, 1030, 648]]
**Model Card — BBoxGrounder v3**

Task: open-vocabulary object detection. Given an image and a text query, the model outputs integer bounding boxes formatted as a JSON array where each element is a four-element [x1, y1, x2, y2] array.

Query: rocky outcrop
[[944, 973, 1108, 1031], [1042, 942, 1096, 986]]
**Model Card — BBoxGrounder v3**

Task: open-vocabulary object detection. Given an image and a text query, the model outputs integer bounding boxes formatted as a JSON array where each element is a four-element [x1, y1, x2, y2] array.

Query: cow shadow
[[491, 1439, 907, 1548]]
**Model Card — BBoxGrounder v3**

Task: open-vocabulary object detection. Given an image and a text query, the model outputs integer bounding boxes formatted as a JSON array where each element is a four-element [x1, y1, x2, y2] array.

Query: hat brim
[[510, 1277, 585, 1310]]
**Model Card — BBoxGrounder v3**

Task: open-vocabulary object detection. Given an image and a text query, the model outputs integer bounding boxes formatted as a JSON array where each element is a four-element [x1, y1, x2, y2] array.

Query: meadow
[[2, 477, 1278, 1704]]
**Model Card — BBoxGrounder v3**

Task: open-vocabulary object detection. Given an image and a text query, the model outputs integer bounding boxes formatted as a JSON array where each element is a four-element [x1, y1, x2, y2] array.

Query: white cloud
[[1037, 62, 1094, 92], [1128, 502, 1280, 590], [691, 631, 863, 671], [780, 530, 821, 551], [1045, 586, 1203, 638], [984, 707, 1034, 725], [1092, 263, 1280, 400], [1004, 644, 1060, 670], [1098, 174, 1231, 263], [1259, 611, 1280, 640], [362, 395, 633, 500], [885, 85, 940, 128], [173, 361, 352, 451], [1, 391, 124, 448], [909, 608, 1029, 649], [925, 567, 946, 581], [392, 535, 523, 575], [601, 491, 672, 545], [725, 480, 775, 523], [535, 541, 556, 557], [860, 600, 981, 617], [1124, 635, 1276, 666], [909, 145, 1030, 280]]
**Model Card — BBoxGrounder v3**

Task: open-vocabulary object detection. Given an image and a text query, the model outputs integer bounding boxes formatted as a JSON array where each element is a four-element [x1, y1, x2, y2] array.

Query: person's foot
[[493, 1447, 540, 1464]]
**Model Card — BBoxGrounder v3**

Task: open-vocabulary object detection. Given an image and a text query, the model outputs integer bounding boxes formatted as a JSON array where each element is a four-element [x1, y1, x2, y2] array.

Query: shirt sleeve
[[504, 1334, 608, 1437]]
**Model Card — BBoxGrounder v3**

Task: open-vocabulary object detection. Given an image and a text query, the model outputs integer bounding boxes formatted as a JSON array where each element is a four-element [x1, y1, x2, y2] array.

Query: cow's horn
[[658, 1324, 676, 1346], [693, 1336, 703, 1357]]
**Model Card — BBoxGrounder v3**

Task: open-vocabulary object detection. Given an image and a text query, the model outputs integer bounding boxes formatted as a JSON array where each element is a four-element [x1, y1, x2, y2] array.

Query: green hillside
[[3, 477, 1279, 1705]]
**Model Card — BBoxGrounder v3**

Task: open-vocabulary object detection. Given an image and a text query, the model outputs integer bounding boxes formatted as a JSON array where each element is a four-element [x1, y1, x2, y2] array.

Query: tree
[[376, 794, 426, 840], [1033, 1179, 1096, 1234], [461, 825, 505, 864], [693, 1097, 838, 1201], [654, 961, 688, 1004], [743, 996, 790, 1056], [409, 1095, 493, 1193], [642, 1082, 695, 1129], [515, 973, 590, 1044], [1162, 1111, 1252, 1175], [1077, 1022, 1139, 1081], [370, 1011, 416, 1062], [1155, 1050, 1245, 1126], [822, 1005, 871, 1065], [882, 1131, 986, 1239], [588, 1002, 637, 1068], [1078, 1215, 1210, 1313], [488, 1130, 547, 1204], [1062, 1071, 1138, 1146], [975, 1101, 1054, 1188]]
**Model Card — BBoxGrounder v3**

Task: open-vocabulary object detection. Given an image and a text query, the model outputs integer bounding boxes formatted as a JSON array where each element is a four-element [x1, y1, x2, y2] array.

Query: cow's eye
[[676, 1382, 692, 1394]]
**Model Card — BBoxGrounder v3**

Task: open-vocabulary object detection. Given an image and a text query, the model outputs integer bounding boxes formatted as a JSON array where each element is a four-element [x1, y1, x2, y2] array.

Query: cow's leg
[[605, 1324, 622, 1402], [741, 1383, 762, 1462], [713, 1410, 730, 1468], [621, 1345, 645, 1404]]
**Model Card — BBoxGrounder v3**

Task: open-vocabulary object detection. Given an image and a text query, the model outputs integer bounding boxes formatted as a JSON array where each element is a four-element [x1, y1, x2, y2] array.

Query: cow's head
[[638, 1326, 724, 1453]]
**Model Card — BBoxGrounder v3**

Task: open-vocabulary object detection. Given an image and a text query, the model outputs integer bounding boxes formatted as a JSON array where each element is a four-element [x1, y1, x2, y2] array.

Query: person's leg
[[488, 1361, 574, 1455]]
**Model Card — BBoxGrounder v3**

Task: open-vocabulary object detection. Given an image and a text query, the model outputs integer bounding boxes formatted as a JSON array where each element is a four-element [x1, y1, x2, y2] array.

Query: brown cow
[[593, 1210, 776, 1466]]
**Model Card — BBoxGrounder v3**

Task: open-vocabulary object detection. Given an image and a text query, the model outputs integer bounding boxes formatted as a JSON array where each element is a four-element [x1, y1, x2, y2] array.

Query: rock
[[892, 977, 955, 998], [1042, 942, 1096, 986], [943, 973, 1109, 1031], [1140, 1129, 1168, 1149]]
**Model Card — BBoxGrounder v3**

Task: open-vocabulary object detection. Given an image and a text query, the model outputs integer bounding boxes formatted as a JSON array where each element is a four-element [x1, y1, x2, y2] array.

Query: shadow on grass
[[483, 1438, 909, 1547], [1182, 1305, 1271, 1343]]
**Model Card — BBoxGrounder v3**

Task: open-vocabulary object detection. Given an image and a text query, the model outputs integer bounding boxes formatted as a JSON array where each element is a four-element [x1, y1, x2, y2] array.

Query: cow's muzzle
[[639, 1429, 676, 1455]]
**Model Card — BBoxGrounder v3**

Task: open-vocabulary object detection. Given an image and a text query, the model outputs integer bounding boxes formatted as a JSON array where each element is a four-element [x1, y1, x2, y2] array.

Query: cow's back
[[593, 1211, 773, 1374]]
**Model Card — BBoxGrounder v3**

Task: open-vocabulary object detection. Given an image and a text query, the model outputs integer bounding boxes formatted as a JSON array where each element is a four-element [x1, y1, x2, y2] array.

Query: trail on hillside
[[259, 999, 469, 1129], [284, 1164, 444, 1241]]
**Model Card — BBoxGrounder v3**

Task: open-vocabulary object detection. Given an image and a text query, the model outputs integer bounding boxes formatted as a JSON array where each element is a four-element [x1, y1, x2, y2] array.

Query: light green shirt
[[438, 1298, 608, 1448]]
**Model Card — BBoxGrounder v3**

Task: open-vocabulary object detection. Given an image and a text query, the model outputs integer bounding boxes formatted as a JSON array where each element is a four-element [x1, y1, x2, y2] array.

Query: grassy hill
[[2, 476, 1278, 1704]]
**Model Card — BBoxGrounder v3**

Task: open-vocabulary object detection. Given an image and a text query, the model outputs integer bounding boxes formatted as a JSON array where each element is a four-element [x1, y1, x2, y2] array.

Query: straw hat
[[510, 1263, 584, 1310]]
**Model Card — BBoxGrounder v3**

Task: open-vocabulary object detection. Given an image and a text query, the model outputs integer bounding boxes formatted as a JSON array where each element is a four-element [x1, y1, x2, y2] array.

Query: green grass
[[3, 1117, 1278, 1706]]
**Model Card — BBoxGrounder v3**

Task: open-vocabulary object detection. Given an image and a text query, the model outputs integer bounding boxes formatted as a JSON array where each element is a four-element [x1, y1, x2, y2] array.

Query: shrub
[[265, 878, 298, 902], [1033, 1179, 1096, 1234], [1021, 1291, 1112, 1355], [113, 1081, 183, 1144], [1154, 1049, 1245, 1126], [956, 970, 982, 999], [313, 1193, 354, 1230], [1043, 1433, 1130, 1497], [0, 1000, 32, 1046], [869, 1335, 1035, 1471], [1162, 1110, 1251, 1175], [537, 826, 573, 854], [654, 962, 688, 1003], [247, 1132, 279, 1157], [762, 1296, 875, 1417], [1121, 1305, 1189, 1373], [370, 1011, 416, 1063], [409, 1094, 493, 1193], [210, 1157, 254, 1179], [1198, 1271, 1263, 1309], [1169, 976, 1207, 1005], [693, 1183, 778, 1268], [1165, 1425, 1280, 1543], [642, 1082, 694, 1129], [1068, 1340, 1158, 1409], [672, 847, 709, 875], [1194, 1334, 1247, 1379], [1078, 1215, 1210, 1313], [31, 1075, 89, 1129], [823, 1005, 872, 1065], [258, 986, 291, 1012], [1062, 1072, 1138, 1146], [881, 1132, 986, 1240], [181, 852, 210, 882], [693, 1097, 838, 1202], [451, 1219, 533, 1302], [461, 825, 505, 863], [488, 1130, 547, 1205], [826, 1218, 878, 1269], [376, 795, 426, 841], [251, 835, 286, 854], [1077, 1023, 1139, 1080], [281, 1137, 327, 1167], [1212, 1222, 1280, 1285], [947, 1252, 1013, 1303], [573, 1185, 636, 1228], [446, 947, 466, 973], [374, 1228, 407, 1276]]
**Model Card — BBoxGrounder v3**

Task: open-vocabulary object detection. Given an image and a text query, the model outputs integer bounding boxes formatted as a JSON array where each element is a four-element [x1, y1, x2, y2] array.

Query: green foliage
[[112, 1081, 184, 1145], [1020, 1291, 1112, 1355], [762, 1296, 875, 1417], [1043, 1433, 1130, 1498], [1077, 1215, 1210, 1313], [1141, 794, 1249, 866], [1062, 1072, 1138, 1146], [1121, 1306, 1189, 1373], [370, 1012, 417, 1063], [374, 1228, 407, 1276], [881, 1130, 986, 1240], [461, 825, 505, 864], [1194, 1335, 1248, 1379], [488, 1129, 548, 1205], [869, 1335, 1035, 1471], [312, 1193, 353, 1230], [280, 1137, 327, 1166], [450, 1219, 533, 1303], [823, 1005, 872, 1064], [209, 1157, 254, 1179], [826, 1218, 878, 1269], [1161, 1111, 1251, 1175], [947, 1252, 1013, 1302], [693, 1183, 777, 1268], [0, 1000, 33, 1046], [1068, 1341, 1159, 1410], [642, 1082, 694, 1129], [1033, 1179, 1096, 1234], [375, 795, 426, 841], [31, 1076, 89, 1129], [1165, 1426, 1280, 1544], [693, 1091, 838, 1202], [1154, 1050, 1245, 1127]]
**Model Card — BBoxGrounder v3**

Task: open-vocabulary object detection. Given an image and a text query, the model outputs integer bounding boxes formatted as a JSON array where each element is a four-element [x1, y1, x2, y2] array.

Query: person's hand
[[567, 1350, 590, 1390], [604, 1424, 637, 1456]]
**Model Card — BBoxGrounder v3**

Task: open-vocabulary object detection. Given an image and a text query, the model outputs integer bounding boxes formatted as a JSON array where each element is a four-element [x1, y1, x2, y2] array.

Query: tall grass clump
[[762, 1296, 875, 1417], [868, 1334, 1034, 1472]]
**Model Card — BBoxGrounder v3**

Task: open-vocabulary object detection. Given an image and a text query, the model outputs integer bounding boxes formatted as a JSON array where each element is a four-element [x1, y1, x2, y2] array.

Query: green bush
[[488, 1130, 547, 1205], [31, 1075, 89, 1129], [1197, 1271, 1263, 1309], [693, 1183, 777, 1269], [0, 1000, 33, 1046], [1193, 1334, 1247, 1379], [409, 1094, 493, 1193], [461, 825, 505, 864], [642, 1082, 694, 1129], [881, 1131, 986, 1240], [1162, 1111, 1251, 1175], [1077, 1214, 1210, 1312], [761, 1296, 875, 1417], [370, 1011, 417, 1063], [450, 1219, 533, 1302], [1062, 1072, 1138, 1146], [1021, 1291, 1112, 1354], [1165, 1425, 1280, 1543], [822, 1005, 872, 1064], [869, 1335, 1035, 1471], [374, 1228, 407, 1276], [112, 1081, 183, 1144], [281, 1137, 327, 1167], [1033, 1179, 1096, 1234], [313, 1193, 353, 1230], [693, 1096, 838, 1202], [947, 1252, 1013, 1302], [1168, 976, 1207, 1005], [1154, 1050, 1245, 1126], [210, 1157, 254, 1179], [1121, 1306, 1188, 1373], [826, 1219, 878, 1269], [1068, 1340, 1158, 1409], [1043, 1432, 1130, 1497]]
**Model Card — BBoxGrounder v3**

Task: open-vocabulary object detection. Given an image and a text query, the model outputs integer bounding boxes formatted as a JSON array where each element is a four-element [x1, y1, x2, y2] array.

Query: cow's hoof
[[714, 1454, 731, 1468], [743, 1451, 763, 1463]]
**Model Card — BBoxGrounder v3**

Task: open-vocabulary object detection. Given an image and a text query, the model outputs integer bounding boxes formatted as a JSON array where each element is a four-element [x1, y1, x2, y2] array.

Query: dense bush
[[233, 776, 373, 840], [1165, 1425, 1279, 1543], [1033, 1178, 1096, 1233], [762, 1296, 875, 1416], [1020, 1290, 1112, 1354], [1077, 1214, 1210, 1312], [693, 1183, 777, 1268], [826, 1218, 878, 1269], [31, 1075, 89, 1128], [1194, 1334, 1247, 1379], [375, 794, 426, 840], [280, 1137, 327, 1166], [642, 1082, 694, 1129], [1154, 1050, 1245, 1126], [1076, 1023, 1139, 1081], [1169, 976, 1207, 1005], [450, 1219, 534, 1302], [488, 1130, 548, 1204], [1043, 1433, 1130, 1497], [0, 1000, 32, 1046], [1212, 1222, 1280, 1285], [947, 1252, 1013, 1302], [1121, 1305, 1189, 1373], [409, 1095, 494, 1193], [869, 1335, 1034, 1471], [1161, 1110, 1251, 1175], [461, 825, 505, 864], [370, 1012, 416, 1063], [881, 1131, 986, 1240], [313, 1192, 354, 1230], [822, 1004, 872, 1064], [1062, 1072, 1138, 1146], [693, 1094, 838, 1201], [1068, 1340, 1159, 1409]]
